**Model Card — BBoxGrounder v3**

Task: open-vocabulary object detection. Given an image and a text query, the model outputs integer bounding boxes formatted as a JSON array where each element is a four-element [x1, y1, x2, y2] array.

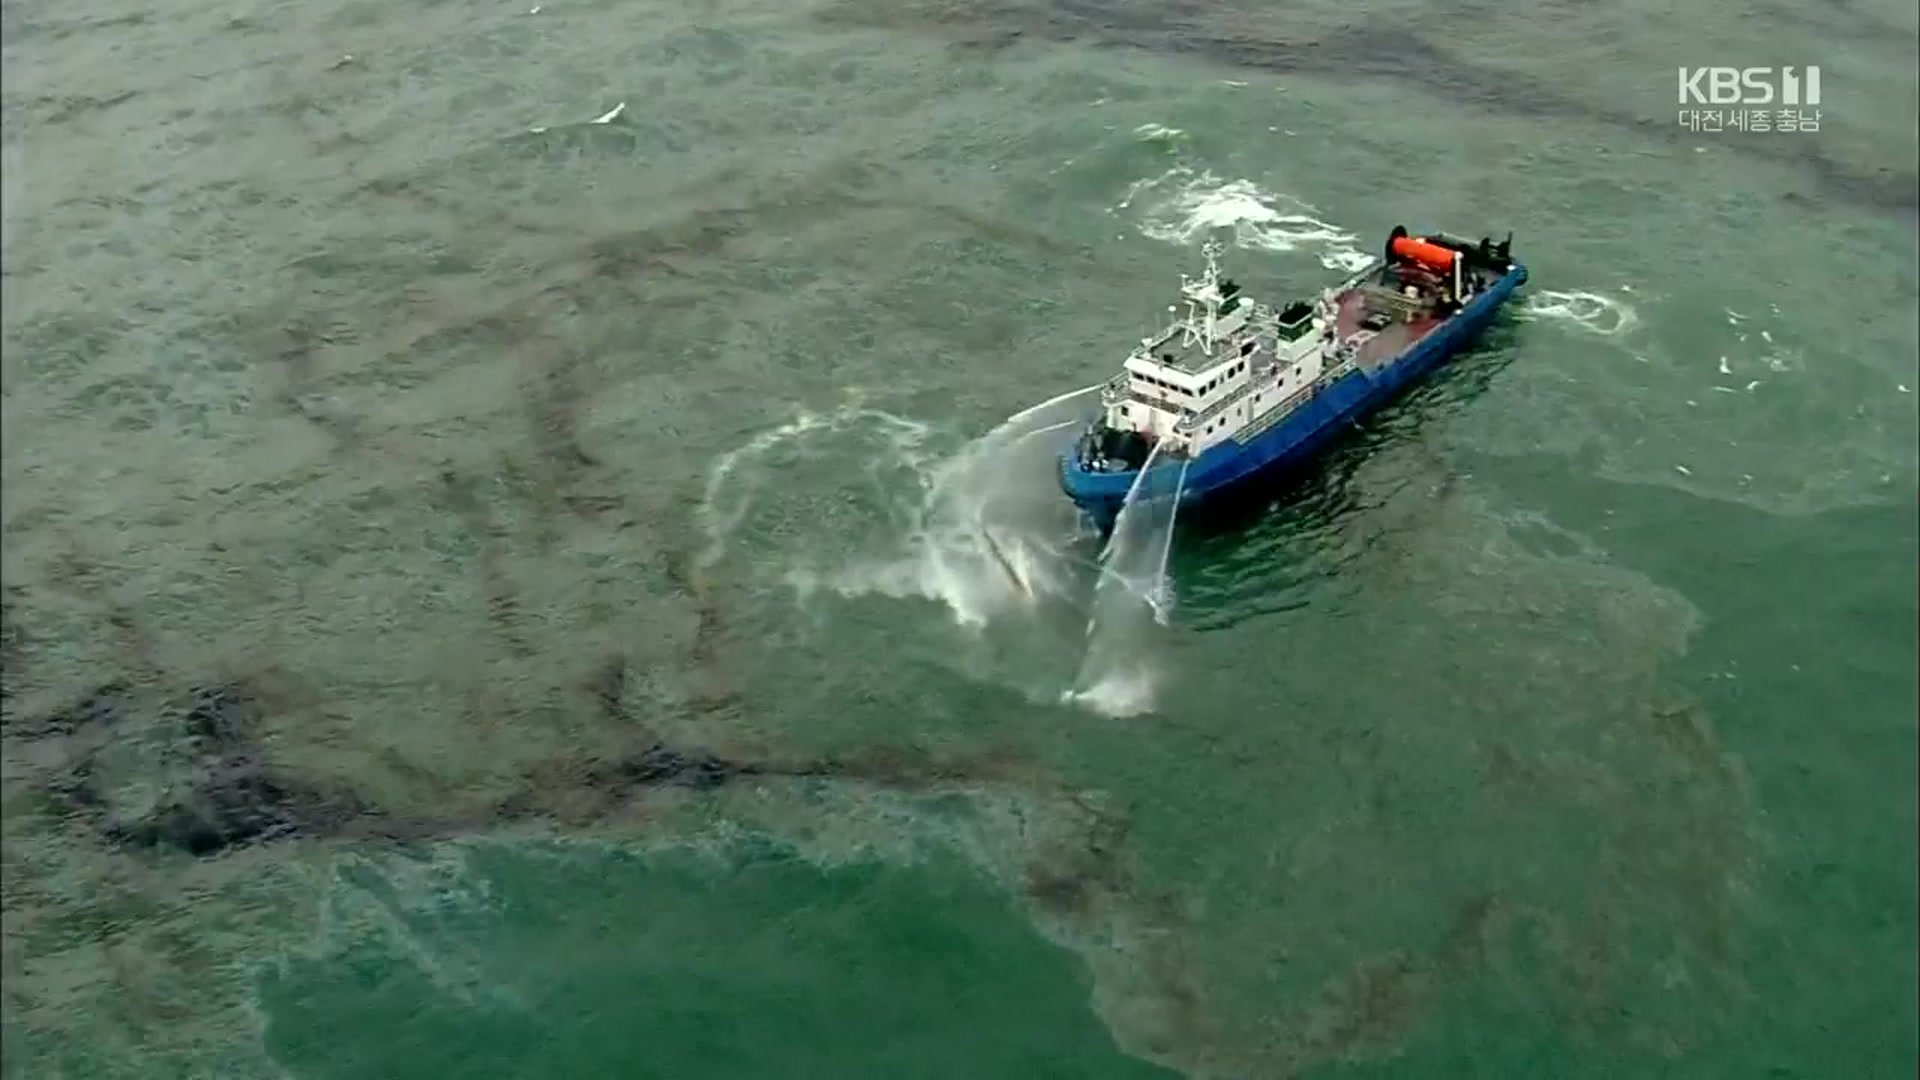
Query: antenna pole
[[1200, 239, 1223, 354]]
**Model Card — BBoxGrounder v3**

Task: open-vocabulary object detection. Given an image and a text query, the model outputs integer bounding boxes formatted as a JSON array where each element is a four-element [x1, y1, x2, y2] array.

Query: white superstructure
[[1098, 240, 1369, 459]]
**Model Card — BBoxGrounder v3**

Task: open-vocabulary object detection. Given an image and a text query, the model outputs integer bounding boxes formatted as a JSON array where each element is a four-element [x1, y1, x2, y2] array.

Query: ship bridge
[[1102, 240, 1298, 447]]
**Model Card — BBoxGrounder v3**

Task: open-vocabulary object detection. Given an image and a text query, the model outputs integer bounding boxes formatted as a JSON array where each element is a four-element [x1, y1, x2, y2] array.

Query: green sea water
[[2, 0, 1916, 1076]]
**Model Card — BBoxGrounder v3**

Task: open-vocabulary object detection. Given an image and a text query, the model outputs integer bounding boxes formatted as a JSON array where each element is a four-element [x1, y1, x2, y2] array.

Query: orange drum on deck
[[1390, 235, 1457, 273]]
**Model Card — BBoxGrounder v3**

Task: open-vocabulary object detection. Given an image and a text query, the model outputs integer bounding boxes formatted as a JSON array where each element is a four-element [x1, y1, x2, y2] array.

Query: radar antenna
[[1178, 238, 1229, 356]]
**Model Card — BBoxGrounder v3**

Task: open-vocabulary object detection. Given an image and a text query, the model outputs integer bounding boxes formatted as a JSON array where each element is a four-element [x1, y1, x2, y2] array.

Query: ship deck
[[1334, 284, 1443, 372]]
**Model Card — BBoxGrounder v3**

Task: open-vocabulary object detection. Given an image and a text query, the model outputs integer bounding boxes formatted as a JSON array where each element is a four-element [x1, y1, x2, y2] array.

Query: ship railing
[[1193, 379, 1257, 423], [1270, 382, 1314, 416], [1359, 283, 1425, 319], [1238, 380, 1315, 440], [1107, 372, 1189, 416], [1238, 358, 1361, 440]]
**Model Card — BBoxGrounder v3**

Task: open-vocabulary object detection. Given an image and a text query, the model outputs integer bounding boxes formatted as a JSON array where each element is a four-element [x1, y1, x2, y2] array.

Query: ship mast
[[1177, 238, 1226, 357]]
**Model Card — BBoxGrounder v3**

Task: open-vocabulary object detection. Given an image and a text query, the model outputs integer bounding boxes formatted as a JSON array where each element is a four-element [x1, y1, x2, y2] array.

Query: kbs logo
[[1678, 67, 1822, 106]]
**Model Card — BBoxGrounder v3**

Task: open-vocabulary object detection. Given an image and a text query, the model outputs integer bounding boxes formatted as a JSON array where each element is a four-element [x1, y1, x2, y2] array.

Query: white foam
[[785, 517, 1084, 631], [697, 409, 832, 572], [1112, 168, 1177, 212], [705, 385, 1187, 710], [1060, 669, 1157, 717], [1120, 167, 1371, 272], [1133, 123, 1187, 142], [695, 405, 930, 573], [1519, 289, 1641, 337], [706, 389, 1099, 633]]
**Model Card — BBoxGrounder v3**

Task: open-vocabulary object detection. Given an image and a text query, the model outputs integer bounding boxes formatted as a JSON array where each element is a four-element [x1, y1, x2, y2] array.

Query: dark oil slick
[[3, 0, 1915, 1077]]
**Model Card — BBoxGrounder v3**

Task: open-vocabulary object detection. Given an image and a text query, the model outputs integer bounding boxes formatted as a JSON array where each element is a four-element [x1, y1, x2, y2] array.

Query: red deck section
[[1334, 283, 1443, 370]]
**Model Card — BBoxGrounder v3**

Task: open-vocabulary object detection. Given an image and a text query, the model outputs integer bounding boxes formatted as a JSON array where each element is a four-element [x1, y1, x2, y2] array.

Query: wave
[[1518, 289, 1641, 337], [1119, 165, 1373, 272]]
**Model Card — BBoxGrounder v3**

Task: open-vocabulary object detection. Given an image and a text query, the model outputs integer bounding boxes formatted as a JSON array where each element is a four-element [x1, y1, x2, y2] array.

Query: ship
[[1059, 226, 1528, 531]]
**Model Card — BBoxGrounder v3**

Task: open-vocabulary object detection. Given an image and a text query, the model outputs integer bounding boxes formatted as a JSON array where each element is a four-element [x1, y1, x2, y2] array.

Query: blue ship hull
[[1059, 261, 1528, 531]]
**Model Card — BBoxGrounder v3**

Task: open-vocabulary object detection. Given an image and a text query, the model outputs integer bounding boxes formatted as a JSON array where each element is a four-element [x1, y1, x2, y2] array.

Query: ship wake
[[1519, 288, 1640, 337]]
